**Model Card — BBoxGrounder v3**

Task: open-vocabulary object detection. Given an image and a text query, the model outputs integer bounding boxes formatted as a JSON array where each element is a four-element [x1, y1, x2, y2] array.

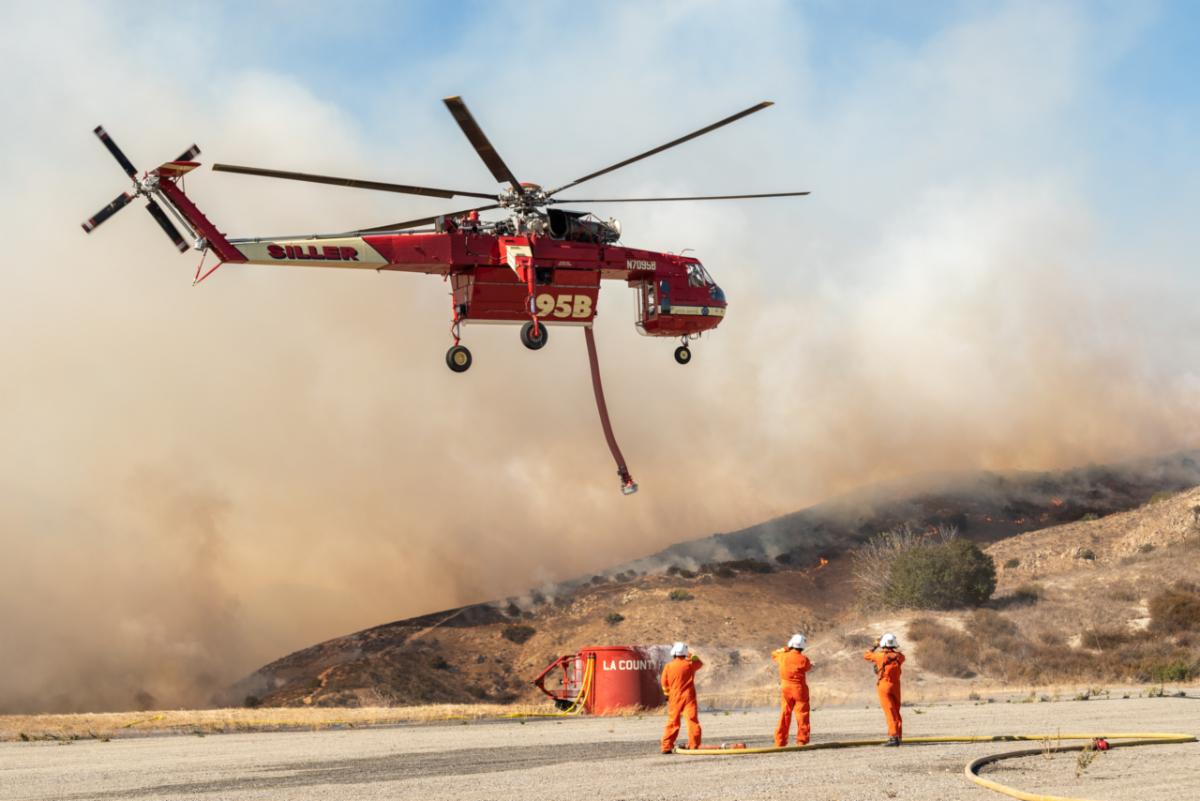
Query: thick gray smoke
[[1, 2, 1198, 711]]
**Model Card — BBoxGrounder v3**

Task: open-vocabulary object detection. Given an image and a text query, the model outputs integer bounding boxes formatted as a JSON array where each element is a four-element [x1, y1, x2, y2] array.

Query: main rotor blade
[[442, 96, 522, 191], [144, 198, 189, 253], [356, 203, 501, 233], [93, 125, 138, 178], [549, 191, 810, 203], [81, 191, 135, 233], [176, 144, 201, 161], [212, 163, 498, 200], [547, 101, 776, 196]]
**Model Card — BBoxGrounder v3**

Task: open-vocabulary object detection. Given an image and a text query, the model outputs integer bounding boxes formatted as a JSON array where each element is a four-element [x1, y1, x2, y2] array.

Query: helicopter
[[81, 97, 808, 494]]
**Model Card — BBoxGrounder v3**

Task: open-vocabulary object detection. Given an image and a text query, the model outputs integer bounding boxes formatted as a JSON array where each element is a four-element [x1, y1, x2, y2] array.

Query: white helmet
[[670, 641, 689, 657], [879, 632, 899, 649], [787, 634, 807, 650]]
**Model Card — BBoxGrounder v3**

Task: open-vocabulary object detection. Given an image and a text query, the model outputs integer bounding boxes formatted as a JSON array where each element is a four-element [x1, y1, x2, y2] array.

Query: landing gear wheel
[[446, 344, 472, 373], [674, 345, 692, 365], [521, 321, 549, 350]]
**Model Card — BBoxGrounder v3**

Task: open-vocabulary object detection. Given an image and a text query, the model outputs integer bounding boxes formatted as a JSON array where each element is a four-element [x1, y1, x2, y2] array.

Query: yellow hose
[[505, 657, 596, 719], [675, 732, 1197, 801]]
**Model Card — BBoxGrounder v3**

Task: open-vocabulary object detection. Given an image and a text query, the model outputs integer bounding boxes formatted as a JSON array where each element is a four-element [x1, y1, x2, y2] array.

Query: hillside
[[226, 452, 1200, 709]]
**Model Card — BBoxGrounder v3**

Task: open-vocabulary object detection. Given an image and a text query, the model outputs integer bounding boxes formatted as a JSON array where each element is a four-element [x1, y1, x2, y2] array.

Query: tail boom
[[154, 168, 244, 263]]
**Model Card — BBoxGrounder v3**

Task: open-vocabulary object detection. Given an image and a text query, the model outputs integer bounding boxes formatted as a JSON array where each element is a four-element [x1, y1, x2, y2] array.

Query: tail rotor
[[82, 125, 199, 253], [144, 198, 189, 253], [93, 125, 137, 178], [81, 190, 134, 233]]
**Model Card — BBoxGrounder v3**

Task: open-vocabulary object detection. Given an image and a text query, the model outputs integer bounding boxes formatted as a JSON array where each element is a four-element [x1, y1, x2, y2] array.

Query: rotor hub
[[501, 183, 548, 212]]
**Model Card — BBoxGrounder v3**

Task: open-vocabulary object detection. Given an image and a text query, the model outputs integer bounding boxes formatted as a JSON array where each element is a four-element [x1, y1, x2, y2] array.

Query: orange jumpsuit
[[772, 648, 812, 746], [864, 648, 904, 738], [660, 655, 703, 752]]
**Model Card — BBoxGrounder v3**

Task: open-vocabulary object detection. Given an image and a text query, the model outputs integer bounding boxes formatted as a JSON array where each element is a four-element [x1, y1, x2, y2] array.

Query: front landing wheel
[[521, 321, 549, 350], [446, 344, 472, 372], [674, 345, 692, 365]]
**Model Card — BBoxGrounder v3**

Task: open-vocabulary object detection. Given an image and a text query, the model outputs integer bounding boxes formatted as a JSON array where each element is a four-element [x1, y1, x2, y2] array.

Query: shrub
[[851, 524, 927, 608], [502, 625, 536, 644], [905, 617, 943, 642], [1149, 490, 1176, 504], [666, 565, 697, 579], [668, 589, 694, 602], [1075, 548, 1096, 561], [1137, 543, 1155, 554], [1080, 626, 1131, 650], [1079, 512, 1099, 522], [1004, 557, 1020, 569], [1009, 583, 1044, 605], [605, 612, 625, 625], [971, 609, 1018, 641], [908, 619, 977, 677], [1149, 585, 1200, 634], [431, 655, 451, 670], [1147, 659, 1196, 683], [1036, 629, 1063, 646], [243, 695, 262, 709], [885, 538, 997, 610]]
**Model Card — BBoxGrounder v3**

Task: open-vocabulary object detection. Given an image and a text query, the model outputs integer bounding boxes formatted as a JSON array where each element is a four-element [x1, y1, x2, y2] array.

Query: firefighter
[[771, 633, 812, 747], [660, 641, 703, 753], [864, 632, 905, 745]]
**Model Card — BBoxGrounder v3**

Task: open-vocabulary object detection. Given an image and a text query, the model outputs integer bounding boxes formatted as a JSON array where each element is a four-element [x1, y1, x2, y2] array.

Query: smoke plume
[[1, 1, 1198, 711]]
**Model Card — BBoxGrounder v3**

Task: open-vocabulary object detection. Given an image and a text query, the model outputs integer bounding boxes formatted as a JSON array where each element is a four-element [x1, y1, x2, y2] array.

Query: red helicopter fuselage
[[84, 94, 803, 493]]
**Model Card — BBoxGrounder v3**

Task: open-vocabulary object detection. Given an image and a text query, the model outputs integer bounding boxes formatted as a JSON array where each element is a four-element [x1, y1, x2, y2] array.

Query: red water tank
[[580, 645, 668, 714]]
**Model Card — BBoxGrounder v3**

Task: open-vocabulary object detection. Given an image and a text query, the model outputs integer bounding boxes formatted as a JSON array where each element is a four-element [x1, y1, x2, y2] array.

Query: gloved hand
[[689, 654, 700, 663]]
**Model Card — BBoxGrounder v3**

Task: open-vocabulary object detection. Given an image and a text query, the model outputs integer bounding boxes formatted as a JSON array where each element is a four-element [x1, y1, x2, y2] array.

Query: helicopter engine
[[547, 208, 621, 244]]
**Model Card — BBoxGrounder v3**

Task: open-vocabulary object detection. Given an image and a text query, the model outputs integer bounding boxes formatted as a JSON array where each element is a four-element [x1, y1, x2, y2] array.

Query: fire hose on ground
[[674, 732, 1197, 801]]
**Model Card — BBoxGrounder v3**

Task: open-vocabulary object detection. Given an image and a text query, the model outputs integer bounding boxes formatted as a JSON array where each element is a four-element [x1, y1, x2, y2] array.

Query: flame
[[1050, 497, 1065, 507], [815, 557, 829, 570]]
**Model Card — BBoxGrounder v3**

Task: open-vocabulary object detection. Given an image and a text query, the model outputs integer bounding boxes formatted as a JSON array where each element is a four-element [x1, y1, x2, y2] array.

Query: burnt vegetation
[[501, 625, 536, 644]]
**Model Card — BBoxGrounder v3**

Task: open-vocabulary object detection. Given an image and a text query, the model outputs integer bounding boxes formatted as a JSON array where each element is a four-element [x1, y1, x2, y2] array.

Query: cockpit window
[[686, 262, 713, 287]]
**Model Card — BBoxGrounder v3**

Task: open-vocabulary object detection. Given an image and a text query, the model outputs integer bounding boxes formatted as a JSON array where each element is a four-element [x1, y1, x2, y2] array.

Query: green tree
[[886, 538, 996, 609]]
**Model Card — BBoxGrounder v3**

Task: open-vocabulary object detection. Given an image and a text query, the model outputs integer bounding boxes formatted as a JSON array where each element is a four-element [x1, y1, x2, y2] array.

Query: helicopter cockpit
[[684, 260, 726, 303]]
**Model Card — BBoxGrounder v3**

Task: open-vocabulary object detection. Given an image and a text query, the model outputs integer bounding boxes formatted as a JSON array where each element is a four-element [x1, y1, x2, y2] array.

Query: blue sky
[[133, 0, 1195, 242]]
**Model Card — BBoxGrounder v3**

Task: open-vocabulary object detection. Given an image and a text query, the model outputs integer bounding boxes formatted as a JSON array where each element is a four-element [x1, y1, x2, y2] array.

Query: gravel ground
[[1, 697, 1196, 801]]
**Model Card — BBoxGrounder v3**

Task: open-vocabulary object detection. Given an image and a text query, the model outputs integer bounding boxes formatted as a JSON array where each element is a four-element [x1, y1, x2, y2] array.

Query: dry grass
[[0, 703, 604, 742], [904, 605, 1199, 686]]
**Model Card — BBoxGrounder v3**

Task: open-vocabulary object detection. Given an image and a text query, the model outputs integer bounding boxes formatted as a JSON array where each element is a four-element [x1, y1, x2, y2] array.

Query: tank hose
[[583, 326, 637, 495], [675, 733, 1196, 801], [503, 657, 596, 720]]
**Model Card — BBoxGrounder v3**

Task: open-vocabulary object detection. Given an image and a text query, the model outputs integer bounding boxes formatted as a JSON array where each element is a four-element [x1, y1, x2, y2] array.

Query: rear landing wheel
[[521, 321, 549, 350], [446, 344, 472, 372], [674, 345, 692, 365]]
